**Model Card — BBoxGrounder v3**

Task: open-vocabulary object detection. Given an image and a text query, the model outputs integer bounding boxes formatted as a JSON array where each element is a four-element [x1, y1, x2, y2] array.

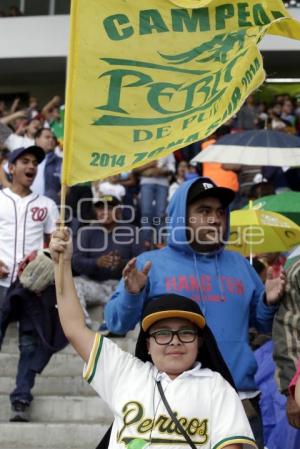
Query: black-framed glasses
[[149, 328, 198, 345]]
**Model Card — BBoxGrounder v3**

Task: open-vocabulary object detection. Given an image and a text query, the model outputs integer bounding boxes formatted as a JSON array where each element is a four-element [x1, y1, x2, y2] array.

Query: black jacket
[[0, 280, 68, 373]]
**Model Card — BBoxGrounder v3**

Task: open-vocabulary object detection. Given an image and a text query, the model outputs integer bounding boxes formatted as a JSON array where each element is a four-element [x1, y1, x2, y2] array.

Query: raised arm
[[0, 109, 27, 126], [104, 257, 151, 333], [273, 259, 300, 428], [49, 227, 95, 362], [41, 95, 61, 121]]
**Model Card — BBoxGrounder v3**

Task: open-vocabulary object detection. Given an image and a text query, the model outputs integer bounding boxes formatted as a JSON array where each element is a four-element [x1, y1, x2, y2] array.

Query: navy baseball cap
[[188, 178, 235, 208], [8, 146, 45, 164]]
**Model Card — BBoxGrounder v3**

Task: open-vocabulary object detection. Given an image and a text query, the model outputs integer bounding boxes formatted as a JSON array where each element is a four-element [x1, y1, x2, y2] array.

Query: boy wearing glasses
[[50, 228, 257, 449]]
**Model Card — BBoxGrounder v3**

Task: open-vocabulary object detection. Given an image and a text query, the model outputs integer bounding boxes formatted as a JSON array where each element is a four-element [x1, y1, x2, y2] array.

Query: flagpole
[[58, 183, 67, 295], [56, 0, 77, 295], [249, 200, 253, 265]]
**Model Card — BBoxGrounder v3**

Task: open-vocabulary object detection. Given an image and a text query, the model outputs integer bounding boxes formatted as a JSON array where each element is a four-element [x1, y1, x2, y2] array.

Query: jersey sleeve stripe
[[213, 436, 257, 449], [83, 333, 103, 383]]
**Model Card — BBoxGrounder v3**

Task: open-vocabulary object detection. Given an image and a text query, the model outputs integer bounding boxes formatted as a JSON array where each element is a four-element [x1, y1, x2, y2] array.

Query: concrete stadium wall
[[0, 15, 69, 58], [0, 11, 300, 59]]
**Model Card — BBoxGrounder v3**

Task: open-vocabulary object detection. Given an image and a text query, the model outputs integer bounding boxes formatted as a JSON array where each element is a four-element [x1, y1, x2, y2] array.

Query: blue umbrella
[[192, 129, 300, 166]]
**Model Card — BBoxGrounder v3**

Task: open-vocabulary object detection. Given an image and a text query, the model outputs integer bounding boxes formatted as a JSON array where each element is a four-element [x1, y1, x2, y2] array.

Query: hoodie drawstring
[[193, 252, 226, 316], [215, 252, 226, 302], [193, 253, 206, 316]]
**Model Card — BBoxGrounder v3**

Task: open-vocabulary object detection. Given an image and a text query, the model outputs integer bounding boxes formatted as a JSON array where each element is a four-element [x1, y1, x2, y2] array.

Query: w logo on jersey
[[31, 207, 48, 222]]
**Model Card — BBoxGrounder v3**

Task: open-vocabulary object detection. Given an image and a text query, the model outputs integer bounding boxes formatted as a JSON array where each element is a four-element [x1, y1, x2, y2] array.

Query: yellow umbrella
[[227, 208, 300, 259]]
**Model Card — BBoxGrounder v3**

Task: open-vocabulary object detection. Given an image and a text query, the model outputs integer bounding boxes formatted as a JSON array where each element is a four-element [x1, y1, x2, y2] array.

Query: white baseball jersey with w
[[0, 188, 58, 287]]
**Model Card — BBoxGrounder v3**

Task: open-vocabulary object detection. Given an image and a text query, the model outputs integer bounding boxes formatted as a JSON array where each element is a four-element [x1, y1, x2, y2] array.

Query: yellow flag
[[63, 0, 300, 185]]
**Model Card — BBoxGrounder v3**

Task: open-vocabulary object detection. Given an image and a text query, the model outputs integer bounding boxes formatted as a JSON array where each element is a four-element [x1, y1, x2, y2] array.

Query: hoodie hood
[[166, 177, 232, 254]]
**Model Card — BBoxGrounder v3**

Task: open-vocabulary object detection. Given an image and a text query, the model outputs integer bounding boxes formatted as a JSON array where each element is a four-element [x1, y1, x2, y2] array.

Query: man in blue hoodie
[[104, 176, 286, 448]]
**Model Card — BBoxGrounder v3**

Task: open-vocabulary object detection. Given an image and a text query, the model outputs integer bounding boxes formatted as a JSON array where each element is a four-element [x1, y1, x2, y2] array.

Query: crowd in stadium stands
[[1, 86, 300, 443], [1, 90, 300, 247], [0, 92, 299, 287]]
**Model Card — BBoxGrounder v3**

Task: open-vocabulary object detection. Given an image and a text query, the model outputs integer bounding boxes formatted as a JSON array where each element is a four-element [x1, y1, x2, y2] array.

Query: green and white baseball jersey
[[83, 333, 257, 449]]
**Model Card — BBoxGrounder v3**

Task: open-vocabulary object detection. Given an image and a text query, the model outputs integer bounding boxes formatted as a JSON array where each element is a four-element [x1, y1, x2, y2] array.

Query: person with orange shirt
[[200, 136, 241, 193]]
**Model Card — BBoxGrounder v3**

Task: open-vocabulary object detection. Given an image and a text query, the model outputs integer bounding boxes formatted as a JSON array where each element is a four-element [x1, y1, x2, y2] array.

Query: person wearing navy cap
[[7, 145, 45, 165], [103, 176, 287, 448], [0, 144, 58, 422]]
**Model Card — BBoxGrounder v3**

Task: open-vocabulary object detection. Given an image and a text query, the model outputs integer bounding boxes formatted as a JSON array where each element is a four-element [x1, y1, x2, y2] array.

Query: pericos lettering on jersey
[[117, 401, 208, 445]]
